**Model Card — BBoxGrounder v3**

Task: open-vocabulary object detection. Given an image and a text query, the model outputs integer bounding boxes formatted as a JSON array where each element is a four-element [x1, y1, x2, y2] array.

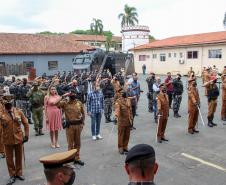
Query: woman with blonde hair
[[44, 85, 62, 148]]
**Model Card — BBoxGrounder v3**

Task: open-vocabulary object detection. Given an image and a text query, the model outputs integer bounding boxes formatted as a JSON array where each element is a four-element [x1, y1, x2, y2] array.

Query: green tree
[[90, 18, 104, 35], [105, 32, 113, 52], [149, 35, 156, 41], [118, 4, 139, 28], [223, 12, 226, 29]]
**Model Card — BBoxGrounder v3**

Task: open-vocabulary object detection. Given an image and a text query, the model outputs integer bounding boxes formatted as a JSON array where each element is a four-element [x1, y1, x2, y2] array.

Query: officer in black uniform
[[101, 77, 114, 123], [125, 144, 158, 185], [146, 72, 156, 112], [64, 80, 85, 103], [172, 74, 184, 118], [18, 78, 32, 124]]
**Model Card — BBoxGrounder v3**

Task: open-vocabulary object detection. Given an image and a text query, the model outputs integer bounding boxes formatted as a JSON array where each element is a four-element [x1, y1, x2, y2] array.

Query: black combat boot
[[35, 129, 40, 136], [211, 116, 217, 126], [105, 115, 110, 123], [39, 129, 44, 135], [174, 111, 180, 118], [207, 117, 213, 127]]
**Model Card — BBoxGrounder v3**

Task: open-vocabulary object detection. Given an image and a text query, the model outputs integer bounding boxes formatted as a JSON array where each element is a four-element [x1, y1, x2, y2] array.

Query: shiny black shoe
[[208, 122, 213, 127], [193, 129, 199, 133], [15, 175, 25, 181], [74, 160, 85, 166], [211, 122, 217, 126], [123, 149, 129, 155], [161, 138, 169, 142], [157, 139, 162, 143], [6, 176, 16, 185], [0, 153, 5, 158]]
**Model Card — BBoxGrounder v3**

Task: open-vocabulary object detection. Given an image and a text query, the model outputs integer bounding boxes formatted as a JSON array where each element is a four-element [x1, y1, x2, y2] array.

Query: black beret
[[125, 144, 155, 163]]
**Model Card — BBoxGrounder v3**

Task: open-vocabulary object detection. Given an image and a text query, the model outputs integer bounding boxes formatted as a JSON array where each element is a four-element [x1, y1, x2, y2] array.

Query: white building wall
[[133, 44, 226, 76]]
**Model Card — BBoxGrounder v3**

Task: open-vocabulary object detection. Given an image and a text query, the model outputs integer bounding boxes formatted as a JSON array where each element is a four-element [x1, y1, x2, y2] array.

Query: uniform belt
[[68, 119, 83, 125]]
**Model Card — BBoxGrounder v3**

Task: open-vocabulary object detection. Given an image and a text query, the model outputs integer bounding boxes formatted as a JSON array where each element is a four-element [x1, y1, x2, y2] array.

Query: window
[[174, 53, 177, 58], [23, 61, 34, 71], [187, 51, 198, 59], [168, 53, 171, 58], [48, 61, 58, 70], [208, 49, 222, 58], [180, 52, 183, 58], [152, 54, 157, 59], [160, 54, 166, 62], [139, 55, 146, 61], [139, 55, 150, 61]]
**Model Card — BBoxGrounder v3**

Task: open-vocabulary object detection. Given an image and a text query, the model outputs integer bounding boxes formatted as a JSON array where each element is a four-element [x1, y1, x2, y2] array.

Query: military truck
[[72, 49, 135, 76]]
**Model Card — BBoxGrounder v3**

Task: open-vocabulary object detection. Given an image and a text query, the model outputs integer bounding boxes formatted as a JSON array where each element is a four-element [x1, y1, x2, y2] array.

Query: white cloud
[[0, 0, 225, 38]]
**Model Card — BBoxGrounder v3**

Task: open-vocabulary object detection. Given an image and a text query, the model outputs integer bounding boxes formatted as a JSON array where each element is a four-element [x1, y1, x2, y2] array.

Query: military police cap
[[125, 144, 155, 163], [39, 149, 77, 169]]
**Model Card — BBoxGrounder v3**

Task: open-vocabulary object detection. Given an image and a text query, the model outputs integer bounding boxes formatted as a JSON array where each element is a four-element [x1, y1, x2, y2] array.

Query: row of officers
[[0, 67, 226, 185]]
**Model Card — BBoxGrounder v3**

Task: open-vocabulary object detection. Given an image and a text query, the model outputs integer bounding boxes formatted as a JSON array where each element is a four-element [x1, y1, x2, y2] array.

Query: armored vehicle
[[72, 49, 134, 76]]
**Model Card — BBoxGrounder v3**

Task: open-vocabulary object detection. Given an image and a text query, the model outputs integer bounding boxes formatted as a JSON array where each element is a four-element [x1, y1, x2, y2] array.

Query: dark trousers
[[167, 91, 173, 107], [91, 112, 102, 136]]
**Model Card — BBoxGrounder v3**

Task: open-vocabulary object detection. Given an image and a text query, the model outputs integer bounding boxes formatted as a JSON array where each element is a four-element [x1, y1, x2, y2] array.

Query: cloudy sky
[[0, 0, 225, 39]]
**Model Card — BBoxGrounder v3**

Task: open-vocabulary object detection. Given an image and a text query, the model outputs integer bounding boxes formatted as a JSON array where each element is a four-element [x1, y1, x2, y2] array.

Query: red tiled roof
[[132, 31, 226, 51], [0, 33, 93, 55], [70, 34, 121, 42]]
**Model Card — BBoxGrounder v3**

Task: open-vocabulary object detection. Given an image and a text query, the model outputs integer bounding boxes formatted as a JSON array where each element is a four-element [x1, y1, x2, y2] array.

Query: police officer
[[146, 72, 156, 112], [0, 94, 29, 185], [17, 78, 32, 124], [125, 144, 158, 185], [172, 74, 183, 118], [64, 80, 85, 103], [156, 84, 169, 143], [221, 75, 226, 122], [58, 90, 85, 166], [115, 90, 133, 154], [188, 80, 200, 134], [101, 78, 114, 123], [203, 76, 220, 127], [0, 95, 5, 159], [152, 77, 161, 123], [39, 149, 77, 185], [27, 82, 45, 136]]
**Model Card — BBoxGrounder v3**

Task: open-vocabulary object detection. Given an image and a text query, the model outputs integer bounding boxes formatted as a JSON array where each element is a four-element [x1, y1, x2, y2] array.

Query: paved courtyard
[[0, 74, 226, 185]]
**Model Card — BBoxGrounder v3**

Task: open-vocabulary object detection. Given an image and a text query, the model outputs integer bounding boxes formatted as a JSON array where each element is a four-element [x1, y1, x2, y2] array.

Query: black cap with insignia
[[125, 144, 155, 164]]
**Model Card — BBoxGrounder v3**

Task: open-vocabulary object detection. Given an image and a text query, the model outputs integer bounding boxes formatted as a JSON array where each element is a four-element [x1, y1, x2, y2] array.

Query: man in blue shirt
[[87, 85, 104, 140]]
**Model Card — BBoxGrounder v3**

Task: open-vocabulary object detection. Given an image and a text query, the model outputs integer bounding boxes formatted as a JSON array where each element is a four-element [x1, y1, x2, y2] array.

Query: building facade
[[122, 25, 150, 52], [132, 31, 226, 75], [0, 33, 93, 76]]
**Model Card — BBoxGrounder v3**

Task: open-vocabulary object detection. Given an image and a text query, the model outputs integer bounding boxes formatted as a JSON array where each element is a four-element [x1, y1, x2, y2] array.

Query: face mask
[[70, 95, 76, 100], [122, 92, 127, 98], [64, 171, 75, 185], [5, 103, 13, 110], [162, 89, 166, 93]]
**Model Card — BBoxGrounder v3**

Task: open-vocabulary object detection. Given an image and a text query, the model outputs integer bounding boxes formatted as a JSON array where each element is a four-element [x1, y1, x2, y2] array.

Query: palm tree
[[223, 12, 226, 29], [90, 18, 104, 35], [118, 4, 139, 28]]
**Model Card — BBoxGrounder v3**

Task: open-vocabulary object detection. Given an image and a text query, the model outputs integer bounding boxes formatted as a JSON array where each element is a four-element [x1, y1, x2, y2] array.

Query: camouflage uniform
[[17, 84, 32, 124], [172, 78, 183, 117], [146, 76, 156, 112], [27, 88, 45, 133], [101, 80, 114, 122]]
